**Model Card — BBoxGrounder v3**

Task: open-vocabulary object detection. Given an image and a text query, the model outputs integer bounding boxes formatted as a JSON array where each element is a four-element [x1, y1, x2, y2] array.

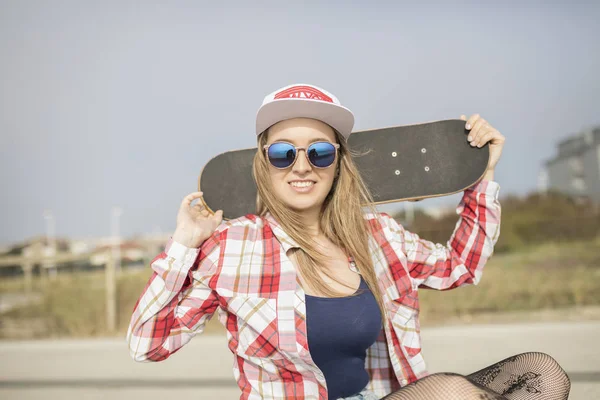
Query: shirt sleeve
[[126, 232, 221, 362], [383, 179, 501, 290]]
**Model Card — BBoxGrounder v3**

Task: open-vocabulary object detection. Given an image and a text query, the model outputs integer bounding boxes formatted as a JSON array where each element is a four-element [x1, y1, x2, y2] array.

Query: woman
[[127, 84, 570, 399]]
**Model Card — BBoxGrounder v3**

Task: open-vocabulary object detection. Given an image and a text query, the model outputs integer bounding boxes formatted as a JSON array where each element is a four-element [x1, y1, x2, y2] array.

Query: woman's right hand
[[172, 192, 223, 248]]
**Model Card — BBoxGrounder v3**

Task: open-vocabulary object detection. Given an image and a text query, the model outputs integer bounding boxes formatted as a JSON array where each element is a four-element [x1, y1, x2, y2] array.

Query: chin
[[282, 197, 324, 212]]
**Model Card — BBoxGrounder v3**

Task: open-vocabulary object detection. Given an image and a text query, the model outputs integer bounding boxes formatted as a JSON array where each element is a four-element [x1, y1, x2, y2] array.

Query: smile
[[290, 181, 314, 188], [289, 180, 316, 193]]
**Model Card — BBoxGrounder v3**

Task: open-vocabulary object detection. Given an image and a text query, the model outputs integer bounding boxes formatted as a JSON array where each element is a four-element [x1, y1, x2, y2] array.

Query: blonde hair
[[252, 128, 386, 319]]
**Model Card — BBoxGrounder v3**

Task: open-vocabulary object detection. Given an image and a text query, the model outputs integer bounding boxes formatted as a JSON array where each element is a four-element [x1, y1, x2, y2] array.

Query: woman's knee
[[515, 353, 570, 377], [505, 352, 571, 396]]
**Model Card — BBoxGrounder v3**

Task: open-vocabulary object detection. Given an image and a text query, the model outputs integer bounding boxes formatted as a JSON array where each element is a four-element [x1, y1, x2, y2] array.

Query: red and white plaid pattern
[[127, 180, 501, 399]]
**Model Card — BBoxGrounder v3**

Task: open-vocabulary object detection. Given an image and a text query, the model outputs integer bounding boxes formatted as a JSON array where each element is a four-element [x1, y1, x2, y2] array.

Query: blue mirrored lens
[[267, 143, 296, 168], [307, 142, 336, 168]]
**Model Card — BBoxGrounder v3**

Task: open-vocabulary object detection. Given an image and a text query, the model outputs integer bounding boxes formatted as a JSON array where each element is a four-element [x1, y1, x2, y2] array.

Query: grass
[[1, 237, 599, 339], [418, 237, 600, 324]]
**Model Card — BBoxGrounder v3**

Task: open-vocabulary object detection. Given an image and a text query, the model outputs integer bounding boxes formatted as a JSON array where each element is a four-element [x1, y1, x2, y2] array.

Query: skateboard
[[198, 119, 490, 220]]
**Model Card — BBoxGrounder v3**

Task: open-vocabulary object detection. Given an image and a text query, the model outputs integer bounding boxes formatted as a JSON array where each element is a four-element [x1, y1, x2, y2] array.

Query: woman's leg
[[467, 352, 570, 400], [380, 372, 507, 399], [380, 352, 570, 400]]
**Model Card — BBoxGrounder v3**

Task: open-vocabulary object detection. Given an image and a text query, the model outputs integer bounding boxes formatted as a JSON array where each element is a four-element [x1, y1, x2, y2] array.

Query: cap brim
[[256, 98, 354, 140]]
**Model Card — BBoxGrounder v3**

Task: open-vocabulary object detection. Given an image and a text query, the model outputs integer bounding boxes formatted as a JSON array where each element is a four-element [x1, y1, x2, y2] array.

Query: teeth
[[290, 181, 314, 188]]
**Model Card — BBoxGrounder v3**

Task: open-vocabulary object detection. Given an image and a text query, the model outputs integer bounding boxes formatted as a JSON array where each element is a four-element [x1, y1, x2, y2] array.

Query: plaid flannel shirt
[[127, 180, 501, 399]]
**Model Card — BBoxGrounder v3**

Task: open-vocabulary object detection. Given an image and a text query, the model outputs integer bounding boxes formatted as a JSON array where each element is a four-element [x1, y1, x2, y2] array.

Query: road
[[1, 322, 598, 399]]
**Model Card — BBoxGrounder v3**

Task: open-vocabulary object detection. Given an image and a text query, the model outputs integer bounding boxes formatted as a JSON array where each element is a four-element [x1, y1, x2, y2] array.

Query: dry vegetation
[[1, 236, 599, 339]]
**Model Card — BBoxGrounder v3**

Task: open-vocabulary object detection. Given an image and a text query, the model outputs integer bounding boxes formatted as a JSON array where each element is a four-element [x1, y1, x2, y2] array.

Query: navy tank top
[[305, 277, 382, 400]]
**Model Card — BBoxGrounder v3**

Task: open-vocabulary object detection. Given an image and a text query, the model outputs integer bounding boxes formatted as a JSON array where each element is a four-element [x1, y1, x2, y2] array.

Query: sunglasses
[[263, 141, 341, 169]]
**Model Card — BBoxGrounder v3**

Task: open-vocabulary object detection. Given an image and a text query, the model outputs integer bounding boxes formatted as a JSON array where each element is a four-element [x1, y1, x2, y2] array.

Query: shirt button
[[401, 379, 408, 385]]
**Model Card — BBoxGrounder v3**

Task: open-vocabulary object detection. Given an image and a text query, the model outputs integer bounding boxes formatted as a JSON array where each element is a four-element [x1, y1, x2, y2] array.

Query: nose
[[292, 149, 312, 174]]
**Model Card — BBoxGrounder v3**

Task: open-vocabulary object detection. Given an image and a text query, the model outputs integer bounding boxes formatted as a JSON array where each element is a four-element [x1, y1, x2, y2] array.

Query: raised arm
[[127, 191, 224, 362], [382, 179, 501, 290], [126, 234, 221, 362], [387, 114, 504, 290]]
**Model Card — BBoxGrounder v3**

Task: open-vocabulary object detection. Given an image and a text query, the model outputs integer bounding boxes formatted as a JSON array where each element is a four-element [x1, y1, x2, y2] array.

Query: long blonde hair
[[252, 128, 386, 319]]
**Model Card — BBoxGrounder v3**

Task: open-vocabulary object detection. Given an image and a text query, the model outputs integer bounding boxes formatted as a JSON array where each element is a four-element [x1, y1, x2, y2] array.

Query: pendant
[[348, 256, 360, 274]]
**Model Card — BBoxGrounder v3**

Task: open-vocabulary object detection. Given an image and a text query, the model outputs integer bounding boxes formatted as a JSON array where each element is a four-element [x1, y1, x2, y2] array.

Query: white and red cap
[[256, 83, 355, 140]]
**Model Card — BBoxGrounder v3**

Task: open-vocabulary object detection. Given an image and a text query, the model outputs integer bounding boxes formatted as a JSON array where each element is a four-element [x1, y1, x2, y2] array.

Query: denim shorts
[[338, 387, 379, 400]]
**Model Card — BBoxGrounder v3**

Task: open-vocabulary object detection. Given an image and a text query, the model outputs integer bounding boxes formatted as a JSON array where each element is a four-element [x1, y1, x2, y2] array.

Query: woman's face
[[266, 118, 338, 214]]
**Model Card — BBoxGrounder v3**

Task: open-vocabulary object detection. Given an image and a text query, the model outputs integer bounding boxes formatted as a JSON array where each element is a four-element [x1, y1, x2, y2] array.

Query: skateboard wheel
[[395, 170, 401, 175], [421, 148, 427, 153], [392, 152, 397, 157], [424, 166, 430, 172]]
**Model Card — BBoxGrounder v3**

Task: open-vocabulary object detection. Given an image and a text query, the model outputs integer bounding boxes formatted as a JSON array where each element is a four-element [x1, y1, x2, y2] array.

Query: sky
[[1, 1, 599, 245]]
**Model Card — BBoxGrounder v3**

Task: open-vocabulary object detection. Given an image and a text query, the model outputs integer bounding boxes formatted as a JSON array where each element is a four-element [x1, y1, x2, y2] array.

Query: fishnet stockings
[[467, 352, 571, 400], [380, 352, 570, 400], [381, 373, 506, 400]]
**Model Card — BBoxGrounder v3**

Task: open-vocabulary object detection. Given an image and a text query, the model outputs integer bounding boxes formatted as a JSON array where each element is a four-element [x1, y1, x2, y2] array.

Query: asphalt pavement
[[0, 321, 598, 399]]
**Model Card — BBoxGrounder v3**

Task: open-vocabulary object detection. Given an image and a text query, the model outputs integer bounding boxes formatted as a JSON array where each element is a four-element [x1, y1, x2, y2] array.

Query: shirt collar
[[263, 212, 301, 254]]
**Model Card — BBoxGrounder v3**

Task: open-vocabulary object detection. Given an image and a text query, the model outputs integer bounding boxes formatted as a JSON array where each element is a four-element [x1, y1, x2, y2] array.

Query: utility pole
[[105, 249, 116, 333], [404, 201, 414, 227], [111, 207, 123, 275], [106, 206, 122, 333], [42, 210, 57, 279]]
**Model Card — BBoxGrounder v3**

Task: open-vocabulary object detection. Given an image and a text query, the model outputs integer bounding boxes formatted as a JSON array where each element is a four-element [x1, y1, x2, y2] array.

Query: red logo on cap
[[274, 85, 334, 103]]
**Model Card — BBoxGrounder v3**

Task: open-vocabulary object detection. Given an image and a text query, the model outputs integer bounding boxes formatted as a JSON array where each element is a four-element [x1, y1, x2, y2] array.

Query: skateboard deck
[[199, 119, 490, 220]]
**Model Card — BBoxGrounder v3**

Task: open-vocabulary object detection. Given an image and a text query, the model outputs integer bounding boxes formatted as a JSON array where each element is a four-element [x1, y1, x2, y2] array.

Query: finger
[[465, 114, 480, 130], [213, 210, 224, 223], [182, 192, 203, 207], [469, 119, 487, 142], [193, 206, 204, 215], [481, 130, 505, 147], [470, 127, 489, 147], [460, 115, 467, 121], [474, 130, 495, 148], [192, 204, 205, 215]]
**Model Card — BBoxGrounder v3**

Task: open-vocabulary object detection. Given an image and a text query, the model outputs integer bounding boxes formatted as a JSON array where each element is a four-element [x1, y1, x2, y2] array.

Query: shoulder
[[218, 214, 263, 229], [197, 214, 266, 256], [363, 211, 401, 230], [361, 212, 407, 244], [211, 214, 268, 241]]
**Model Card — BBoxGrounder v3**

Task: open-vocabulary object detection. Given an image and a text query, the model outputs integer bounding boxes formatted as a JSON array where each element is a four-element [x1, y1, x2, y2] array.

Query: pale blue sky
[[1, 1, 599, 245]]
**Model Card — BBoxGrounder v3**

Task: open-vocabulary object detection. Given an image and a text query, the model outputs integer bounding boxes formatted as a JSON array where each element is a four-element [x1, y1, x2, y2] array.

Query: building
[[0, 233, 170, 277], [540, 126, 600, 203], [89, 241, 147, 266]]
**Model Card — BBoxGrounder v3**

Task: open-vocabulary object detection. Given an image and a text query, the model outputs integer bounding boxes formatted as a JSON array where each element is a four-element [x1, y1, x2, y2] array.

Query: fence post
[[21, 245, 37, 295], [22, 262, 33, 295], [105, 250, 117, 333]]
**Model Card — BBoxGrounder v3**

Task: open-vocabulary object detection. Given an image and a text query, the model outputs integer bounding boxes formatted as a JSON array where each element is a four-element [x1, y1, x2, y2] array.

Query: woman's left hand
[[460, 114, 505, 171]]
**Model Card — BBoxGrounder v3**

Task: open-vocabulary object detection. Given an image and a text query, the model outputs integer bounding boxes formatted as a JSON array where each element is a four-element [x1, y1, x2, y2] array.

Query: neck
[[297, 206, 322, 236]]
